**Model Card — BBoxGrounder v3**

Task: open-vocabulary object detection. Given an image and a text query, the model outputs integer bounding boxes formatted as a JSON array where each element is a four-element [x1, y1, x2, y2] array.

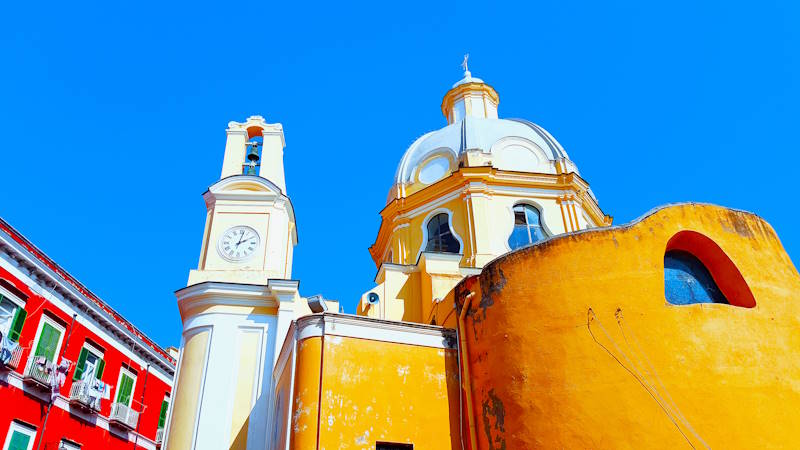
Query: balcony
[[155, 428, 165, 446], [22, 357, 54, 390], [109, 402, 139, 430], [68, 380, 101, 412], [0, 345, 23, 370]]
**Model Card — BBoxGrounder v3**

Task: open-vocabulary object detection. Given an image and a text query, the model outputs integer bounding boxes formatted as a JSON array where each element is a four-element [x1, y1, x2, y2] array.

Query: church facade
[[163, 67, 800, 450]]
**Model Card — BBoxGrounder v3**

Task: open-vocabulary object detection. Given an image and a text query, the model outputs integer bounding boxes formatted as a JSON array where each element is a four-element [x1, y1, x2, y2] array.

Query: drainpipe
[[457, 293, 479, 450], [35, 313, 77, 450], [132, 364, 150, 449]]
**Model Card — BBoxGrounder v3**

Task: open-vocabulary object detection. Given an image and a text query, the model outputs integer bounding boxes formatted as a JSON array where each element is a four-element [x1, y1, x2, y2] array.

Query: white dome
[[392, 117, 574, 197]]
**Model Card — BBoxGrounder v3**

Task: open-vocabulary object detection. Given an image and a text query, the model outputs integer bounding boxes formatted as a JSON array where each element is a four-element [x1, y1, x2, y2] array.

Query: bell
[[245, 160, 258, 176], [247, 145, 260, 162]]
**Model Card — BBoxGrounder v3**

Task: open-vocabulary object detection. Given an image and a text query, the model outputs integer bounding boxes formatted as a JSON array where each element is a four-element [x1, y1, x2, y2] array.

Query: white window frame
[[2, 421, 36, 450], [77, 342, 104, 379], [59, 439, 81, 450], [0, 285, 25, 337], [114, 366, 138, 406], [30, 315, 66, 362], [159, 394, 171, 429]]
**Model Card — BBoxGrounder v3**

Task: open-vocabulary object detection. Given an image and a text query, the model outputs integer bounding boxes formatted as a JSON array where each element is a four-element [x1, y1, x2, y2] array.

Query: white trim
[[30, 314, 66, 362], [0, 284, 25, 309], [414, 208, 465, 265], [81, 340, 104, 358], [294, 313, 456, 350], [0, 238, 175, 379], [2, 421, 36, 450], [114, 366, 138, 407], [59, 439, 81, 450]]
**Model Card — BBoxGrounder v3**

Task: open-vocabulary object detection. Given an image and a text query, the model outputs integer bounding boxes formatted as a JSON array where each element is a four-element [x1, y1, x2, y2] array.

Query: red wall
[[0, 265, 172, 448]]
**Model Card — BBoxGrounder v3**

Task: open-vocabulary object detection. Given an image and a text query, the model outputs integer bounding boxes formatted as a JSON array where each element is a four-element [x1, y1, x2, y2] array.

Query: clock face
[[217, 226, 261, 262]]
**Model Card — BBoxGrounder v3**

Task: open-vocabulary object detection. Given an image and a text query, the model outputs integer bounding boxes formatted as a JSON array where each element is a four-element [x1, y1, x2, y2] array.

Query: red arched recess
[[665, 231, 756, 308], [246, 126, 264, 139]]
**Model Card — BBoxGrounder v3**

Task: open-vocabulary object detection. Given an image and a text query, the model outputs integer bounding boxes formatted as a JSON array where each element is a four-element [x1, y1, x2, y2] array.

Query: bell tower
[[188, 116, 296, 285], [164, 116, 331, 450]]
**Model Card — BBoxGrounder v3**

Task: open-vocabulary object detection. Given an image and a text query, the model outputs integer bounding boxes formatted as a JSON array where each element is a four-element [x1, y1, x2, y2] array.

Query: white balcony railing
[[68, 380, 101, 411], [0, 345, 23, 370], [109, 402, 139, 430], [22, 357, 54, 389], [155, 428, 165, 445]]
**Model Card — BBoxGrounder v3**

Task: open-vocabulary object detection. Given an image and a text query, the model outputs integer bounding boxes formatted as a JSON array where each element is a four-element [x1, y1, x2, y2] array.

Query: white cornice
[[0, 236, 175, 376], [292, 313, 457, 350], [176, 281, 283, 318]]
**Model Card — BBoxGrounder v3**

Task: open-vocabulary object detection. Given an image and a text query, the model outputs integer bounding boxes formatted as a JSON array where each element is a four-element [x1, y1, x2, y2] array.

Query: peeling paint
[[481, 389, 506, 450]]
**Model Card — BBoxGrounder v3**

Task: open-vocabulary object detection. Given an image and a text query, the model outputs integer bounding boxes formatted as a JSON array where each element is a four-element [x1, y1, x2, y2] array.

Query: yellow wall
[[229, 330, 261, 449], [456, 203, 800, 449], [290, 337, 323, 449], [289, 335, 462, 449], [165, 329, 210, 449]]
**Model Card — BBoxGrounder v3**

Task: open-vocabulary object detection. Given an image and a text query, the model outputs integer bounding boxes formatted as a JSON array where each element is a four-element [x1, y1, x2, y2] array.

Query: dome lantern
[[441, 55, 500, 124]]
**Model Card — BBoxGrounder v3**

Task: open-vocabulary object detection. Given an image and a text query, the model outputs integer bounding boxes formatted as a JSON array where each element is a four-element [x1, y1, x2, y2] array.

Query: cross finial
[[461, 54, 470, 74]]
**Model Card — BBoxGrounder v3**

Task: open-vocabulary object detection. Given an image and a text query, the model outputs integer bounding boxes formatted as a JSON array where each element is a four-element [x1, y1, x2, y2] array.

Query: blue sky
[[1, 1, 798, 348]]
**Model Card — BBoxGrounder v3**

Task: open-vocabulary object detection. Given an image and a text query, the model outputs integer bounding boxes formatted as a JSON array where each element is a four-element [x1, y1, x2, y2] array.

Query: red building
[[0, 217, 175, 450]]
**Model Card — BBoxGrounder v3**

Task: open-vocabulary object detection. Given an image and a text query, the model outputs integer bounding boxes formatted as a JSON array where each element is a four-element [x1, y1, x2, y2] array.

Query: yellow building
[[166, 65, 800, 450], [359, 65, 611, 325]]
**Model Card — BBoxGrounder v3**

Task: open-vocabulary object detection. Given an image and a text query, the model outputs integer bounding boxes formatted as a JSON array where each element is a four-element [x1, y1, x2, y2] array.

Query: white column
[[259, 127, 287, 193], [221, 128, 249, 178]]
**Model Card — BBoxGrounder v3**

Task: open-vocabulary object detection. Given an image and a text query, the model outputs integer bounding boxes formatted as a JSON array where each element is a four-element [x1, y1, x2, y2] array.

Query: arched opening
[[425, 213, 460, 253], [508, 204, 547, 250], [664, 231, 756, 308], [242, 135, 263, 175]]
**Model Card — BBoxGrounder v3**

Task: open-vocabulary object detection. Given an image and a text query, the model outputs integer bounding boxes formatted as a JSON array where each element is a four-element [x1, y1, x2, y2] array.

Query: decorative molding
[[291, 313, 456, 350]]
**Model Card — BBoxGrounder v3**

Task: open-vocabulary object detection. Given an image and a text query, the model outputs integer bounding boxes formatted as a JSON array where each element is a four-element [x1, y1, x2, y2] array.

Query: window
[[158, 395, 170, 429], [0, 294, 25, 342], [115, 366, 137, 406], [376, 443, 413, 450], [664, 230, 756, 308], [31, 316, 65, 363], [508, 204, 546, 250], [73, 343, 105, 381], [664, 250, 728, 305], [2, 422, 35, 450], [424, 213, 460, 253], [59, 439, 80, 450]]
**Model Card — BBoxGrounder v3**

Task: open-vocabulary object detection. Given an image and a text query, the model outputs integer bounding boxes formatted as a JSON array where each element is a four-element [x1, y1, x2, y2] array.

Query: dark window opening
[[425, 213, 460, 253], [664, 250, 728, 305], [377, 443, 413, 450]]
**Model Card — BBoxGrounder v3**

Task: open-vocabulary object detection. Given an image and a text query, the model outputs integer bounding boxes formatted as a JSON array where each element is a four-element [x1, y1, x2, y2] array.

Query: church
[[162, 63, 800, 449]]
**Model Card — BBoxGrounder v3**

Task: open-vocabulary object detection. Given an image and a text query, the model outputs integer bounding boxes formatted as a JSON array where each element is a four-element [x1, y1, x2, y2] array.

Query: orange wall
[[289, 335, 462, 449], [456, 204, 800, 449]]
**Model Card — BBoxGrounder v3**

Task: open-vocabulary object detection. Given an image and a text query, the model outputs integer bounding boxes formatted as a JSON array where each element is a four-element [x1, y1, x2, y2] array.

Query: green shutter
[[34, 322, 61, 361], [117, 373, 134, 405], [158, 400, 169, 428], [73, 348, 88, 380], [95, 358, 105, 379], [8, 307, 26, 342], [8, 430, 31, 450]]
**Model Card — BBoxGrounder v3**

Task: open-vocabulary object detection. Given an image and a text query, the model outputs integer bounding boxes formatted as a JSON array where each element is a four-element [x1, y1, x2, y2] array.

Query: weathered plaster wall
[[289, 335, 462, 449], [456, 203, 800, 449]]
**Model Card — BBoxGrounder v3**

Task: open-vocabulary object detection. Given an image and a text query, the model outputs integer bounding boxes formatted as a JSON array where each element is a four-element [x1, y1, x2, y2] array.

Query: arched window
[[508, 204, 546, 250], [664, 250, 728, 305], [425, 213, 460, 253], [664, 231, 756, 308]]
